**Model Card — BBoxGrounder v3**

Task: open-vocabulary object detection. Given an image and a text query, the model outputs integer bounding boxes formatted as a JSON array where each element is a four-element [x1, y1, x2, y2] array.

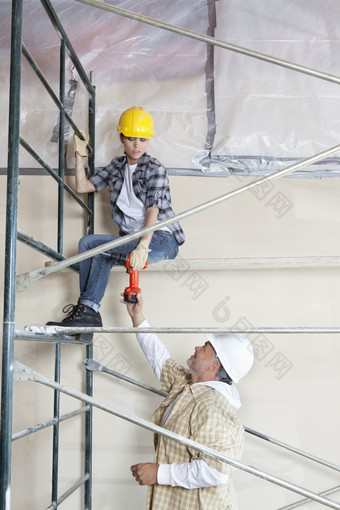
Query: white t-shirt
[[116, 164, 146, 233], [116, 163, 172, 234]]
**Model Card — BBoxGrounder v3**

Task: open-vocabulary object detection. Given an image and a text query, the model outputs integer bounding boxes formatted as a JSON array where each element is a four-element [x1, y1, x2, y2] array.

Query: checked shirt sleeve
[[89, 167, 110, 191], [89, 159, 119, 192], [144, 161, 172, 211]]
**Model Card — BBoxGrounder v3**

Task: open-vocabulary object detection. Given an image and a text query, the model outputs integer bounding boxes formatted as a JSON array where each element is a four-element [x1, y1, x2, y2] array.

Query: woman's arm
[[129, 206, 159, 270], [140, 206, 159, 246], [74, 153, 96, 194]]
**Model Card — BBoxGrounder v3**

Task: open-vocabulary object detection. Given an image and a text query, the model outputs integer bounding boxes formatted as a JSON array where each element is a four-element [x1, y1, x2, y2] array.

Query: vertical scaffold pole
[[87, 70, 96, 235], [50, 39, 67, 509], [0, 0, 23, 508], [84, 70, 96, 510], [57, 39, 66, 254]]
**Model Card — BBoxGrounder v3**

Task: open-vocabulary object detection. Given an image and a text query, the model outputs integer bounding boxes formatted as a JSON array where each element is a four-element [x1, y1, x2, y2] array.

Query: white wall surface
[[1, 1, 340, 509]]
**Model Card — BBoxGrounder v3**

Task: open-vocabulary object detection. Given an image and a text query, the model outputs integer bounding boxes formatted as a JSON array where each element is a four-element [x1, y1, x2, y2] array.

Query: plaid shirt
[[147, 359, 244, 510], [89, 153, 185, 245]]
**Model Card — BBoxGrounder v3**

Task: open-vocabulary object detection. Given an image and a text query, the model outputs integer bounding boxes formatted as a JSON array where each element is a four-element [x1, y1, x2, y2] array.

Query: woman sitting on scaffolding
[[47, 106, 185, 330]]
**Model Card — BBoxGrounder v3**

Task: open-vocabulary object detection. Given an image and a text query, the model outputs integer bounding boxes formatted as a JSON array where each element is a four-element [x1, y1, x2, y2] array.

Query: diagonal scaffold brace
[[15, 143, 340, 292], [12, 361, 340, 510]]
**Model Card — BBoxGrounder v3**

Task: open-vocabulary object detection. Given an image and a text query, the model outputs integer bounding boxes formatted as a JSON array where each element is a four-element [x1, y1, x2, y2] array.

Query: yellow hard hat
[[117, 106, 154, 139]]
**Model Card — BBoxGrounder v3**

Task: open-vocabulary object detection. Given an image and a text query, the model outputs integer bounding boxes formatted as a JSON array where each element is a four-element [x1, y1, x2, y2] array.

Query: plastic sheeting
[[1, 0, 340, 173], [212, 0, 340, 173]]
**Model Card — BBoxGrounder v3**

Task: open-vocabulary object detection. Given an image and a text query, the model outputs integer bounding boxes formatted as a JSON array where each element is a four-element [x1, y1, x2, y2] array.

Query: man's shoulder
[[192, 385, 238, 413], [163, 358, 189, 381], [160, 358, 191, 397], [192, 387, 243, 431]]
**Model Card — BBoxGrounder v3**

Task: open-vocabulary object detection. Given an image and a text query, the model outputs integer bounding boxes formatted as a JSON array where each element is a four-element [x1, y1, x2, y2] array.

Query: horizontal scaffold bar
[[13, 361, 340, 510], [16, 326, 340, 339], [75, 0, 340, 86], [15, 329, 89, 343], [12, 406, 90, 441], [2, 163, 340, 178], [15, 143, 340, 292], [110, 256, 340, 271]]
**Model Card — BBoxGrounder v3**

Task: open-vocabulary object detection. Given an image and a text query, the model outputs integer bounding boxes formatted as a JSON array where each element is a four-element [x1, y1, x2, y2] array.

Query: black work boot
[[46, 303, 102, 341]]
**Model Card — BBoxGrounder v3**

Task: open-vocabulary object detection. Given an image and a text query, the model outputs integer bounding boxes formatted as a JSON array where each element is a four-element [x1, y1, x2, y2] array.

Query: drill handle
[[123, 255, 148, 303], [124, 255, 148, 272]]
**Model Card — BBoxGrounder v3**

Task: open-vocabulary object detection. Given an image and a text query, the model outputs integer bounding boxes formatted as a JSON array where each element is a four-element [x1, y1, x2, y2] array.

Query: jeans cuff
[[79, 299, 100, 313]]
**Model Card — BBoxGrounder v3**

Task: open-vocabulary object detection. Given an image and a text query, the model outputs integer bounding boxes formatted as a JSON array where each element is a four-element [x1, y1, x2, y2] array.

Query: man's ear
[[210, 359, 220, 374]]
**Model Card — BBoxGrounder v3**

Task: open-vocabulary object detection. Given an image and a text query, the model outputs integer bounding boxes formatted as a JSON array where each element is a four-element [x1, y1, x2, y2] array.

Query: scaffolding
[[2, 1, 340, 509], [2, 0, 96, 508]]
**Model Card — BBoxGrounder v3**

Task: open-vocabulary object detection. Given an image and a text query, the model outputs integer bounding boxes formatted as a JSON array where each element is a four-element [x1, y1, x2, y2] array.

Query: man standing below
[[123, 294, 254, 510]]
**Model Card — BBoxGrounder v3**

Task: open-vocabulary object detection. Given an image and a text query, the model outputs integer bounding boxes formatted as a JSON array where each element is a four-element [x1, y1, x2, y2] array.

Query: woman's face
[[121, 135, 149, 165]]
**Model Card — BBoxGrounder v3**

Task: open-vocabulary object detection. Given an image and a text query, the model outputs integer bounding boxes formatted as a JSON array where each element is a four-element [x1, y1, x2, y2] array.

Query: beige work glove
[[73, 130, 89, 157], [129, 239, 151, 270]]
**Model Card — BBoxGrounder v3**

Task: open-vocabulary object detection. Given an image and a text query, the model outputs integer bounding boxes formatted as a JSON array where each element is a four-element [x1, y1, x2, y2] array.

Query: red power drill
[[123, 255, 148, 303], [109, 252, 148, 302]]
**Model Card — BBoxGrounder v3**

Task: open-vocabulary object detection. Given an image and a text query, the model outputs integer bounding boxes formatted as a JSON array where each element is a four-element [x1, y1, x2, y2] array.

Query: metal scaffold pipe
[[1, 0, 23, 507], [84, 359, 340, 474], [40, 0, 95, 94], [12, 407, 90, 441], [111, 256, 340, 271], [75, 0, 340, 86], [277, 485, 340, 510], [19, 137, 92, 214], [15, 143, 340, 291], [13, 362, 340, 510], [21, 43, 89, 144], [15, 326, 340, 339], [44, 475, 90, 510], [83, 358, 168, 398]]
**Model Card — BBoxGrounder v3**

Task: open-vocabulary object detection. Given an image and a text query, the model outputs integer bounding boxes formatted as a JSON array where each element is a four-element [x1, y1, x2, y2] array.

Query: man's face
[[187, 341, 218, 378], [121, 135, 149, 165]]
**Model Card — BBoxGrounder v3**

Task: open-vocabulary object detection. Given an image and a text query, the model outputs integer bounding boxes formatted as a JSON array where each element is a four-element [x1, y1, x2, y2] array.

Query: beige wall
[[2, 168, 340, 509]]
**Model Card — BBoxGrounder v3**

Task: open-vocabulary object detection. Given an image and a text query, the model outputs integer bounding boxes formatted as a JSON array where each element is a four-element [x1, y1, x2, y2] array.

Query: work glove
[[129, 239, 151, 270], [73, 130, 89, 157]]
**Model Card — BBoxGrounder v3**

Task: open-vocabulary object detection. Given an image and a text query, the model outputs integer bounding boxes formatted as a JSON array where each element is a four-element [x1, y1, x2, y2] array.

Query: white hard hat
[[206, 333, 254, 383]]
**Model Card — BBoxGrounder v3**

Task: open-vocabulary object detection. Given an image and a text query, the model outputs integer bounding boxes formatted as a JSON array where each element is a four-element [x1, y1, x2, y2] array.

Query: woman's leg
[[147, 231, 179, 264], [78, 234, 140, 310]]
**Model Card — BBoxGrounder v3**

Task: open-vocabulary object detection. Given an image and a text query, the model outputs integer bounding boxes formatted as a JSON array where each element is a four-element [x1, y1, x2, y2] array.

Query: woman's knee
[[78, 235, 93, 253]]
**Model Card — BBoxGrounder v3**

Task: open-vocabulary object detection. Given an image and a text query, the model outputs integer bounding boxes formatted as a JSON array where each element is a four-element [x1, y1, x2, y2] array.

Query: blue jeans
[[78, 230, 179, 311]]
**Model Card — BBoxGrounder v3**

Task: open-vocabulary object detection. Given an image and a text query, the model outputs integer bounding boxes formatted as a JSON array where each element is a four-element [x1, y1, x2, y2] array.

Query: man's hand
[[120, 292, 145, 327], [131, 463, 159, 486]]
